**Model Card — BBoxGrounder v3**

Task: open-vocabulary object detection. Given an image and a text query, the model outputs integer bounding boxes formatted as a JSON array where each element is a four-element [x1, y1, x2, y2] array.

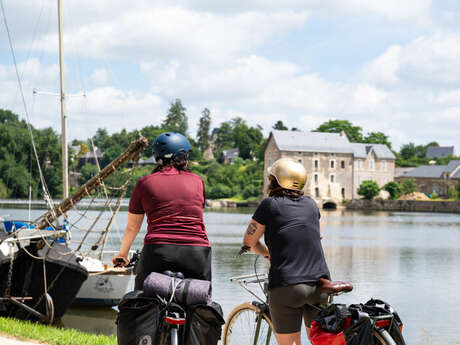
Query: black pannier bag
[[311, 298, 406, 345], [184, 301, 225, 345], [117, 290, 163, 345]]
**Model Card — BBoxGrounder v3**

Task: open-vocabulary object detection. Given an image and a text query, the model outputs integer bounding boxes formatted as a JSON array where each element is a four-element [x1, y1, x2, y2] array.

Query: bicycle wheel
[[374, 329, 397, 345], [223, 303, 277, 345]]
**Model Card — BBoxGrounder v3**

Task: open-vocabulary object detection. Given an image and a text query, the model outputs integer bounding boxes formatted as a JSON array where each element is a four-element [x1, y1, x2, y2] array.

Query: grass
[[0, 317, 116, 345]]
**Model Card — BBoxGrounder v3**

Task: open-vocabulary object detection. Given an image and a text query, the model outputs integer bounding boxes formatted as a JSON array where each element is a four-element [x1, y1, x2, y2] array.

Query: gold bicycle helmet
[[268, 158, 307, 191]]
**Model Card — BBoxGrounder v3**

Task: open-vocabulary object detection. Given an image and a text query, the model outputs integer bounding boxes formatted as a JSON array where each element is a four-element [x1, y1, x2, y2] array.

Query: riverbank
[[0, 198, 260, 211], [347, 199, 460, 214], [0, 317, 116, 345]]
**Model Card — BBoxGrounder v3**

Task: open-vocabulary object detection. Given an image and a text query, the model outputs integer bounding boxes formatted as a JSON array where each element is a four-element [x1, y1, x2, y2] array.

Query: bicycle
[[222, 248, 399, 345]]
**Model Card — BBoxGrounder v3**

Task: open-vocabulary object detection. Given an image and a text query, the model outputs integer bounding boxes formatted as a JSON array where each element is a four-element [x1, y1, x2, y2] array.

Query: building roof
[[270, 130, 395, 159], [426, 146, 454, 158], [271, 130, 353, 154], [80, 148, 104, 159], [350, 143, 395, 159], [401, 160, 460, 179], [222, 148, 239, 159], [138, 156, 156, 165]]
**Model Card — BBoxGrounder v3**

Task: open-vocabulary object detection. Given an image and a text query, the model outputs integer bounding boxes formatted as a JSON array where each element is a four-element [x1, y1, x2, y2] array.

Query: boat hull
[[0, 241, 88, 322], [73, 270, 133, 306]]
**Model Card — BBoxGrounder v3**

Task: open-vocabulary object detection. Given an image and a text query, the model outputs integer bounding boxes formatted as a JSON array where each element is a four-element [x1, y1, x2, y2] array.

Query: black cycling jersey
[[252, 196, 331, 289]]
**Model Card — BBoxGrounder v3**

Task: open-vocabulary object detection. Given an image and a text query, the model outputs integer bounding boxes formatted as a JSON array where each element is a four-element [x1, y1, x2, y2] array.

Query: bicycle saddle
[[319, 278, 353, 295]]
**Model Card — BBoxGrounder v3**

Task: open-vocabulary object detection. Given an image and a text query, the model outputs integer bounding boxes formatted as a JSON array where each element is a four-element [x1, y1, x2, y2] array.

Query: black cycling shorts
[[134, 243, 212, 290]]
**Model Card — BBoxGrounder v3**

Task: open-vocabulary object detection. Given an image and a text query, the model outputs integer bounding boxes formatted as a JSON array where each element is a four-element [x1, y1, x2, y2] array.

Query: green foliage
[[314, 119, 363, 142], [79, 163, 99, 185], [197, 108, 211, 153], [0, 109, 61, 198], [364, 132, 392, 149], [448, 186, 457, 199], [0, 179, 11, 198], [432, 193, 438, 199], [357, 180, 380, 200], [401, 178, 417, 195], [383, 181, 402, 200], [457, 182, 460, 200], [273, 120, 288, 130], [162, 98, 188, 135], [191, 159, 263, 200]]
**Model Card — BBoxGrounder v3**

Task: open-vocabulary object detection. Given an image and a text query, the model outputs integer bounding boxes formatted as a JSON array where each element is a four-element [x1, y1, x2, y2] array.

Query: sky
[[0, 0, 459, 152]]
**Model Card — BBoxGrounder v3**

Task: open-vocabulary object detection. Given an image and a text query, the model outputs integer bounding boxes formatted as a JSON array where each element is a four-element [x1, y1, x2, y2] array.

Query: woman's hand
[[112, 253, 130, 267]]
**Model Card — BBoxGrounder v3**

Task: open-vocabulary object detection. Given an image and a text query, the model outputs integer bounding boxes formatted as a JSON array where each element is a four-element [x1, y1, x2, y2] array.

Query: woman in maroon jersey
[[112, 132, 211, 289]]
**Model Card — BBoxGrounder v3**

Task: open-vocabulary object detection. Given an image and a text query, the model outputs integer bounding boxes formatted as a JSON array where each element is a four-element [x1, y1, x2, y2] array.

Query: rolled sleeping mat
[[143, 272, 212, 305]]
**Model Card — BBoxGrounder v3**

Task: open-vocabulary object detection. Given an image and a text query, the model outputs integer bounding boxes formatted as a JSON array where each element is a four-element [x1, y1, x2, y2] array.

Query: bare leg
[[274, 331, 302, 345]]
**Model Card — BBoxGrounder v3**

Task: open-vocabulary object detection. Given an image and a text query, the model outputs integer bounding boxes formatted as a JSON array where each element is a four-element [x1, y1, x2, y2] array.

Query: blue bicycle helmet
[[153, 132, 192, 160]]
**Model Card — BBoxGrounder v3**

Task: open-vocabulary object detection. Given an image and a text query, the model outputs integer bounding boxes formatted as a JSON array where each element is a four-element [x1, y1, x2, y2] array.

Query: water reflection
[[1, 207, 460, 344]]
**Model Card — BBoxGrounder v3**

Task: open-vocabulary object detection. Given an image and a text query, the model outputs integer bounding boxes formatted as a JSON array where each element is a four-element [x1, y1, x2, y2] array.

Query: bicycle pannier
[[116, 290, 163, 345], [184, 301, 225, 345]]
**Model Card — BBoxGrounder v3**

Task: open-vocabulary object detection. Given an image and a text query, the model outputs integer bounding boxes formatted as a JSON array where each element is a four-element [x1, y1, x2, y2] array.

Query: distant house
[[264, 130, 396, 202], [78, 148, 104, 168], [220, 148, 239, 164], [426, 146, 455, 159], [396, 160, 460, 197]]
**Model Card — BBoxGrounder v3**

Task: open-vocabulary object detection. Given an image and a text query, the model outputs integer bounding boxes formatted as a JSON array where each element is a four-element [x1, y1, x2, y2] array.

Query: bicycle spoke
[[225, 307, 276, 345]]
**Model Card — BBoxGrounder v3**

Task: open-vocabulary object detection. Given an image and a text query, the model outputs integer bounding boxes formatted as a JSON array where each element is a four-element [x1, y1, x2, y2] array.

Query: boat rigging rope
[[0, 0, 57, 217]]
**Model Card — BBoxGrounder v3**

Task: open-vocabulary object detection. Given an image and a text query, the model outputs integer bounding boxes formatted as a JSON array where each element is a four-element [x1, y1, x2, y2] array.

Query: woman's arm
[[112, 212, 144, 266], [243, 219, 269, 257]]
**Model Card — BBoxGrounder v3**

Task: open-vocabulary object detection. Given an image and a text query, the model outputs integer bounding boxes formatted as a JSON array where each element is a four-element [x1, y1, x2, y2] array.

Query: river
[[1, 207, 460, 344]]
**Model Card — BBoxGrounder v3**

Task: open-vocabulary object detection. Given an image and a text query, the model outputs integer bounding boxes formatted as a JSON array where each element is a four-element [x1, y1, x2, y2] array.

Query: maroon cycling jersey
[[128, 166, 209, 247]]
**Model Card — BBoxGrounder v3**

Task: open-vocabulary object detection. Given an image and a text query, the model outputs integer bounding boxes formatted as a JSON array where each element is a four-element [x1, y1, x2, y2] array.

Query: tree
[[0, 179, 10, 198], [357, 180, 380, 200], [197, 108, 211, 153], [364, 132, 392, 149], [79, 163, 99, 185], [214, 122, 234, 153], [457, 182, 460, 200], [401, 178, 417, 195], [162, 99, 188, 135], [383, 181, 402, 200], [314, 120, 363, 142], [273, 121, 288, 130], [399, 143, 417, 160], [233, 123, 264, 160]]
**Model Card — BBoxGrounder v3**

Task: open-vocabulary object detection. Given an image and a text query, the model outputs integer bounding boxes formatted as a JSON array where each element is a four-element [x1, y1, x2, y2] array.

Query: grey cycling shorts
[[268, 283, 328, 334]]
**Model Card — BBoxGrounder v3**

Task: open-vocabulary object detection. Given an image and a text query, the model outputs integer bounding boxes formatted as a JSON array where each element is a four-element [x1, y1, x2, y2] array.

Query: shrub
[[383, 181, 402, 200], [242, 185, 260, 199], [432, 193, 438, 199], [448, 186, 457, 199], [357, 180, 380, 200], [457, 182, 460, 200], [401, 178, 417, 195], [206, 183, 233, 199]]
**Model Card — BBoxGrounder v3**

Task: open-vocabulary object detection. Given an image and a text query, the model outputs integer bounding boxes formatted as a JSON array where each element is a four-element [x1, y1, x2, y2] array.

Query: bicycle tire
[[222, 302, 277, 345], [374, 329, 397, 345]]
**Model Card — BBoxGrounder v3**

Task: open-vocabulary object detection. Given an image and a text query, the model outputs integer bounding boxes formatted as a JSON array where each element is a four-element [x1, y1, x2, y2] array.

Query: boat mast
[[57, 0, 68, 199]]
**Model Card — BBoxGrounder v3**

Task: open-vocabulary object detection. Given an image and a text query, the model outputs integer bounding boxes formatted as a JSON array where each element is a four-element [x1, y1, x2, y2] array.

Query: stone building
[[396, 160, 460, 197], [264, 130, 396, 205]]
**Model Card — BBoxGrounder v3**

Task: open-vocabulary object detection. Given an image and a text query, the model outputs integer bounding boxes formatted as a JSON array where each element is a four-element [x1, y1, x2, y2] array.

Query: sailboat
[[0, 0, 146, 317]]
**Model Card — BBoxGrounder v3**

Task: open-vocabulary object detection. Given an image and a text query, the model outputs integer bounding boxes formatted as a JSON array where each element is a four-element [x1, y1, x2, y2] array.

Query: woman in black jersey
[[242, 158, 331, 345]]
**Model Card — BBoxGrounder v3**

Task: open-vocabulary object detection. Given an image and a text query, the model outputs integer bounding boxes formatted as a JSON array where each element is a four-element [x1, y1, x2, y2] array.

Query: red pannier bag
[[310, 319, 351, 345]]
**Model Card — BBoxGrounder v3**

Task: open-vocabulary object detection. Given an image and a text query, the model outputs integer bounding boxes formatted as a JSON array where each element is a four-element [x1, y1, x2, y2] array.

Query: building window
[[330, 160, 335, 169], [382, 160, 387, 170], [357, 159, 362, 169], [370, 160, 374, 170], [314, 174, 318, 184], [315, 187, 320, 198], [341, 188, 345, 199], [314, 152, 318, 156], [298, 159, 302, 163], [330, 174, 334, 183], [341, 160, 345, 169], [314, 160, 318, 169], [330, 152, 335, 156]]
